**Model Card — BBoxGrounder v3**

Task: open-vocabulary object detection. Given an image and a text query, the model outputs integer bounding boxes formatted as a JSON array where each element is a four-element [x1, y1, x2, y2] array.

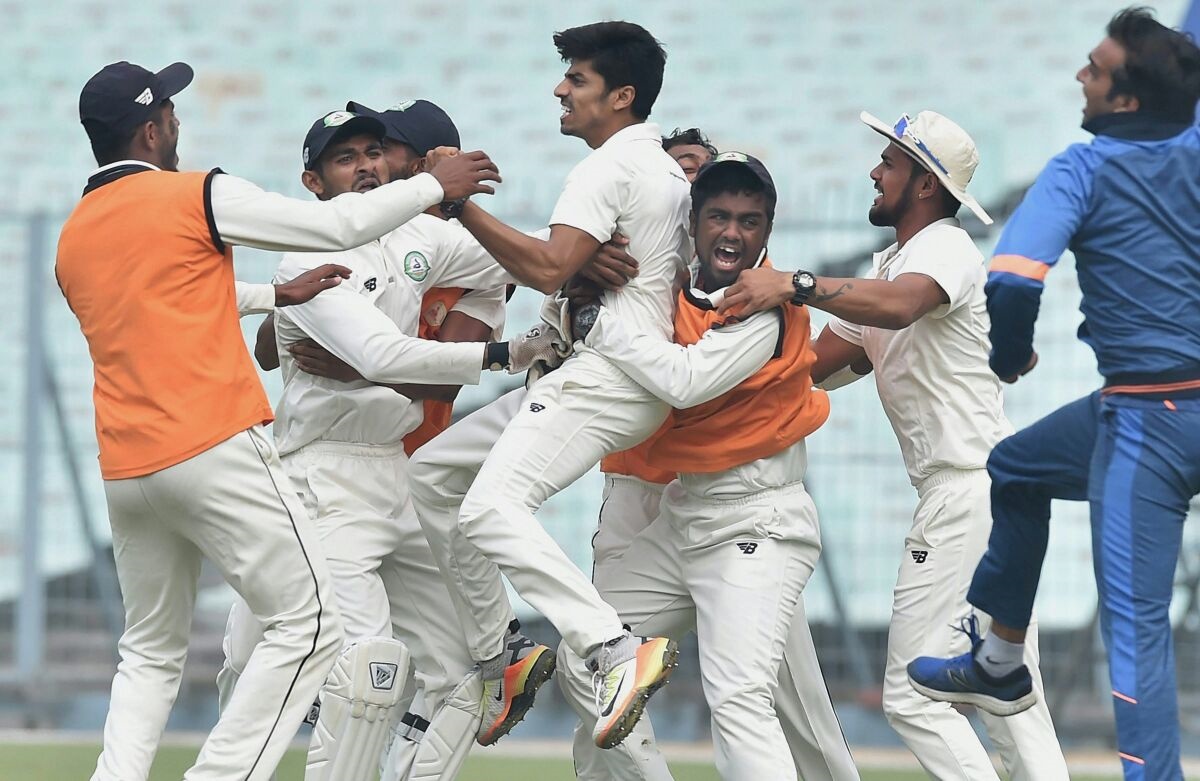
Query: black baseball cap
[[693, 151, 777, 204], [302, 110, 387, 170], [345, 99, 460, 156], [79, 61, 193, 138]]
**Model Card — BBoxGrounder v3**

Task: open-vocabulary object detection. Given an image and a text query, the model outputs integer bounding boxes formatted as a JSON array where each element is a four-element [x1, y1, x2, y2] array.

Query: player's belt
[[1102, 374, 1200, 399]]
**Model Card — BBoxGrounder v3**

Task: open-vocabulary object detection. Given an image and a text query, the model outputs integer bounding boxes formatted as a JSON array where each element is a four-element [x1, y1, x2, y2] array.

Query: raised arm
[[584, 306, 781, 408], [210, 151, 499, 253], [985, 150, 1089, 382], [458, 201, 600, 294], [718, 267, 949, 329]]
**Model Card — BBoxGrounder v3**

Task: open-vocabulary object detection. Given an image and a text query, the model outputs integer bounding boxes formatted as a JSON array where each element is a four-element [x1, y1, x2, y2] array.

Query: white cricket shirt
[[272, 211, 513, 455], [827, 218, 1013, 486], [549, 122, 692, 342]]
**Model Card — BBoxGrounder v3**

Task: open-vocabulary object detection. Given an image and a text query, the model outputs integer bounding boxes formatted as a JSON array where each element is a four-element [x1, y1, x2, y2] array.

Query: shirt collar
[[597, 122, 662, 150], [82, 159, 161, 196], [1083, 111, 1191, 142], [875, 217, 960, 270]]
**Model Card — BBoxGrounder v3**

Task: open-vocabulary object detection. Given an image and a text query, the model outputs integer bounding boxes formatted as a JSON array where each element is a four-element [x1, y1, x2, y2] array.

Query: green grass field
[[0, 742, 1125, 781], [0, 743, 928, 780]]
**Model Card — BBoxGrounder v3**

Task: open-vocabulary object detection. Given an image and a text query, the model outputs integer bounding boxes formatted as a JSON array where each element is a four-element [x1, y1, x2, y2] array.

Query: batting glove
[[506, 322, 571, 375]]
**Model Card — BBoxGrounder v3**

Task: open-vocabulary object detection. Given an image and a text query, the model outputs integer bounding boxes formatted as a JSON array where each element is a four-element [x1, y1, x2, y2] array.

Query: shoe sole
[[478, 647, 557, 746], [595, 638, 679, 750], [909, 675, 1038, 717]]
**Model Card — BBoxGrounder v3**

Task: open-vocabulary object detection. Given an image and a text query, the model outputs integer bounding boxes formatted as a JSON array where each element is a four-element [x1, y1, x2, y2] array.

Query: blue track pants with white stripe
[[967, 391, 1200, 781]]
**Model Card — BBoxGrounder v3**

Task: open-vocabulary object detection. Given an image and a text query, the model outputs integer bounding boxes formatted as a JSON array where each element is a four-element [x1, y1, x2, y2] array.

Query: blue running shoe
[[907, 615, 1037, 717]]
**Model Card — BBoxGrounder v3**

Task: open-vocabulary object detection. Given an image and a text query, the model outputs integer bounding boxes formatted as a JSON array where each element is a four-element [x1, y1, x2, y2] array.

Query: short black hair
[[553, 21, 666, 120], [692, 164, 776, 222], [663, 127, 717, 157], [1106, 6, 1200, 123], [84, 102, 167, 165]]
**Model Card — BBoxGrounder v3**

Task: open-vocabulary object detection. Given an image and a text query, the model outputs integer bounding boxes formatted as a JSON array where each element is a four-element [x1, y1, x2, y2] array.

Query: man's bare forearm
[[459, 202, 565, 293]]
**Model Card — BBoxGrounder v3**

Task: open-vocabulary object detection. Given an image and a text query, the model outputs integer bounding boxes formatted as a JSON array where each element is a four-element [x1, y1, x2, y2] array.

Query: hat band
[[893, 115, 950, 177]]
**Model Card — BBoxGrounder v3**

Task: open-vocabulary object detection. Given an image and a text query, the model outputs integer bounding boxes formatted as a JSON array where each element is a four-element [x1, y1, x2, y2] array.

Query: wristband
[[484, 341, 509, 371], [440, 198, 467, 219]]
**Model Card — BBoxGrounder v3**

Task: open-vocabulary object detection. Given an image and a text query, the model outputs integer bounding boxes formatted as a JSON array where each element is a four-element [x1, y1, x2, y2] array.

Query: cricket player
[[721, 110, 1070, 779], [591, 133, 860, 781], [907, 10, 1200, 779], [660, 126, 719, 181], [554, 152, 829, 780], [216, 107, 560, 781], [56, 61, 499, 781], [408, 21, 688, 750]]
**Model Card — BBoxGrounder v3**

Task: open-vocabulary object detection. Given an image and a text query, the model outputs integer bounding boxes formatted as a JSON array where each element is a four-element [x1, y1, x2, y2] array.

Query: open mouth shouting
[[712, 244, 743, 274]]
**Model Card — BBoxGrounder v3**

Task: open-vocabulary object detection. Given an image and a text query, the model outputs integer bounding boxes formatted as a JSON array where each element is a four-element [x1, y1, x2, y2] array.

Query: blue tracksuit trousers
[[968, 391, 1200, 781]]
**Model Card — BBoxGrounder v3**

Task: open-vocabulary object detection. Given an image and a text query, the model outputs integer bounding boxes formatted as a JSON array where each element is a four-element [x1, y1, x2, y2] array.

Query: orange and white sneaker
[[590, 631, 679, 749], [476, 632, 556, 746]]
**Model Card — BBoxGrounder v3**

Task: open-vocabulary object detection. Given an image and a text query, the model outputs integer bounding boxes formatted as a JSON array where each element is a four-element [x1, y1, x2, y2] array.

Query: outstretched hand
[[717, 267, 793, 316], [427, 148, 501, 200], [274, 264, 353, 306]]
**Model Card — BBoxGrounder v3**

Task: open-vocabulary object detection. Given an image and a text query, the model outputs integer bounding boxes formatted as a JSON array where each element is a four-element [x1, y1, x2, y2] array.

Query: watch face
[[798, 272, 816, 287]]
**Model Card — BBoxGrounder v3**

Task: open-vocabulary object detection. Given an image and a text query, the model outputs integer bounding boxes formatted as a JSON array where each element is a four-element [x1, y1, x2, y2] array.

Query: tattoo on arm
[[812, 282, 853, 303]]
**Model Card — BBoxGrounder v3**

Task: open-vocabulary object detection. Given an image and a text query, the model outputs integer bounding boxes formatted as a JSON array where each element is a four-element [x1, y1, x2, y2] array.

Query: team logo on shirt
[[404, 251, 430, 281]]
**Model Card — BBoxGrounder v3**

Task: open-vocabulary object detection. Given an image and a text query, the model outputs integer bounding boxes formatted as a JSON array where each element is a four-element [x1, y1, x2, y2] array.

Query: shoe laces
[[953, 613, 983, 649]]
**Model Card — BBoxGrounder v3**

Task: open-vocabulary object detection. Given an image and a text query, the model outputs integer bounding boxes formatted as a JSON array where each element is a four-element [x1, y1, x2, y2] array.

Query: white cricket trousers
[[221, 440, 474, 722], [410, 350, 669, 660], [94, 426, 342, 781], [560, 480, 820, 781], [581, 474, 859, 781], [885, 467, 1068, 780]]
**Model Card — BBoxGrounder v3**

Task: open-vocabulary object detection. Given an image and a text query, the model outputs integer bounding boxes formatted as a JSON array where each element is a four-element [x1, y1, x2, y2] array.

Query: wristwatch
[[791, 270, 817, 305]]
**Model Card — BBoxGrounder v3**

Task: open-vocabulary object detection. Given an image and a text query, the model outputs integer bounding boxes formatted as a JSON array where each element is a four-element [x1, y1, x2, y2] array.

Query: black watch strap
[[791, 271, 817, 305]]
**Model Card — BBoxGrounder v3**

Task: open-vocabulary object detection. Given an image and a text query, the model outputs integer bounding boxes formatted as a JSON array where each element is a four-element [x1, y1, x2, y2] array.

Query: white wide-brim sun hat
[[860, 110, 993, 225]]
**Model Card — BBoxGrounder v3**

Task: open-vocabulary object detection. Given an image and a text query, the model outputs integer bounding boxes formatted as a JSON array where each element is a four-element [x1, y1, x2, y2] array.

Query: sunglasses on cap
[[892, 114, 949, 176]]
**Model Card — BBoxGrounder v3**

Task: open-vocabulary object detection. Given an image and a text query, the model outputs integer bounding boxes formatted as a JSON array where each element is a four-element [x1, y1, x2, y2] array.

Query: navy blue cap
[[693, 151, 777, 203], [79, 61, 193, 138], [302, 110, 387, 170], [345, 99, 460, 156]]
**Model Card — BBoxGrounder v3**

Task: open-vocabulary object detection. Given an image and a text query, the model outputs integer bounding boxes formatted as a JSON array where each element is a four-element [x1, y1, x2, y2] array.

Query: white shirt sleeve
[[449, 286, 507, 336], [827, 315, 865, 346], [210, 172, 444, 253], [897, 229, 981, 318], [235, 281, 275, 316], [547, 157, 623, 242], [274, 253, 486, 385], [584, 307, 780, 408]]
